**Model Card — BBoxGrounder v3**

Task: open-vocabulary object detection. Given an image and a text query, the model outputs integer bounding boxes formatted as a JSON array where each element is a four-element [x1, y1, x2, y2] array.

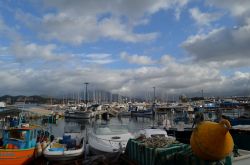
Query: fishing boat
[[64, 109, 94, 119], [130, 108, 154, 117], [117, 110, 131, 117], [43, 126, 84, 161], [88, 124, 134, 155], [165, 127, 193, 144], [42, 114, 58, 124], [229, 125, 250, 151], [231, 116, 250, 126], [0, 124, 49, 165]]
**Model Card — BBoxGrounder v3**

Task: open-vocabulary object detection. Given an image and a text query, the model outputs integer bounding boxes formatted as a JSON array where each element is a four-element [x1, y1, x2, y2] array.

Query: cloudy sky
[[0, 0, 250, 98]]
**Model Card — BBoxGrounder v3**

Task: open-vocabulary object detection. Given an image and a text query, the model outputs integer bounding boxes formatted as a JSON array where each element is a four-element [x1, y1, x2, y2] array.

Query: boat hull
[[64, 110, 94, 119], [43, 136, 84, 161], [88, 145, 113, 155], [117, 111, 131, 117], [0, 148, 35, 165], [88, 144, 124, 161], [44, 145, 84, 161], [88, 133, 128, 155], [131, 109, 154, 117], [44, 151, 83, 161], [166, 128, 193, 144]]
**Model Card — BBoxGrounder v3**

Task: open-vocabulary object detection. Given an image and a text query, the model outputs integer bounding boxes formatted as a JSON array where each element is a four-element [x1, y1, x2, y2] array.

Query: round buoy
[[190, 119, 234, 160]]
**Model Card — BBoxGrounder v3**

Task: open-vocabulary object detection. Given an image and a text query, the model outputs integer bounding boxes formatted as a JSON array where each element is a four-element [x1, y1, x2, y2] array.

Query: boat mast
[[153, 86, 156, 104], [84, 82, 89, 110], [152, 86, 156, 119]]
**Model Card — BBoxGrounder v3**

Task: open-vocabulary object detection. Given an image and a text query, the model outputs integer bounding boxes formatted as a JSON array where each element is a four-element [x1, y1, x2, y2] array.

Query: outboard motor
[[50, 135, 55, 142]]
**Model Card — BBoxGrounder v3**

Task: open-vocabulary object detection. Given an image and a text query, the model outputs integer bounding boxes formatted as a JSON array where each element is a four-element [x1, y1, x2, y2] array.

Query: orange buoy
[[190, 119, 234, 160]]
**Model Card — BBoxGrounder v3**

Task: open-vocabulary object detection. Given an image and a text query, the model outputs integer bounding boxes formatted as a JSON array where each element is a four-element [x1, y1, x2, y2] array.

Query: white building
[[0, 101, 6, 108]]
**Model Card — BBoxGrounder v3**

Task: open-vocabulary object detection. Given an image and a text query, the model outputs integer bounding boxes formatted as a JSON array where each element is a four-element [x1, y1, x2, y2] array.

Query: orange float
[[190, 119, 234, 160]]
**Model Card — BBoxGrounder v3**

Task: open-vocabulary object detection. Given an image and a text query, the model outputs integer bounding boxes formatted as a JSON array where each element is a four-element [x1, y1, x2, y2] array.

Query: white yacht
[[88, 124, 134, 155]]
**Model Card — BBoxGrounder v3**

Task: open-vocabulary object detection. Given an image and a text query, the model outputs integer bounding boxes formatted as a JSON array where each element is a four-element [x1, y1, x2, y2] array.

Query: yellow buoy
[[190, 119, 234, 160]]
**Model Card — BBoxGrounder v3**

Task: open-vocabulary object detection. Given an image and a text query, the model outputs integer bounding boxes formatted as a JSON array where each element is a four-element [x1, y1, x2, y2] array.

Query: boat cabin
[[1, 126, 38, 149]]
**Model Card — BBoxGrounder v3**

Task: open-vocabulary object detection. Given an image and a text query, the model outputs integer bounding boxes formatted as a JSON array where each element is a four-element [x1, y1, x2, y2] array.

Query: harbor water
[[33, 116, 158, 138]]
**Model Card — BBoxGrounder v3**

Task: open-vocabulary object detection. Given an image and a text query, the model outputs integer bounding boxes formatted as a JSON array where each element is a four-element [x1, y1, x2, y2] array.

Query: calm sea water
[[37, 116, 157, 138], [0, 103, 178, 137], [1, 103, 246, 138]]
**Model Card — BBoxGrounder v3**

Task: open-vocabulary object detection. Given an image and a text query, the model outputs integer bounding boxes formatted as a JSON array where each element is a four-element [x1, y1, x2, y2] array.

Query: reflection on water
[[35, 116, 156, 138], [1, 109, 246, 138], [0, 115, 163, 139]]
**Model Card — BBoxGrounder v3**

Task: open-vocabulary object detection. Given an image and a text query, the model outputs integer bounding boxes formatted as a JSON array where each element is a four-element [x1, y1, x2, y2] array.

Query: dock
[[0, 107, 21, 117], [0, 105, 53, 119]]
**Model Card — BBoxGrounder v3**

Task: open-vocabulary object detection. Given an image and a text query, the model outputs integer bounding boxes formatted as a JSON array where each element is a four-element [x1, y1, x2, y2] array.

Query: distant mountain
[[0, 95, 52, 104]]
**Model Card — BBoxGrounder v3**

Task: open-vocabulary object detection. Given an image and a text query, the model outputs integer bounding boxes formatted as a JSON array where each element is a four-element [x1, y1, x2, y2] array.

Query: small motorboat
[[43, 127, 84, 161], [43, 134, 84, 161], [88, 124, 134, 155]]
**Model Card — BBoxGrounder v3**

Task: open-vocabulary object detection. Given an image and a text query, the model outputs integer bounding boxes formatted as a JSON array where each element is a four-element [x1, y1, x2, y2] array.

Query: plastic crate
[[125, 139, 232, 165], [125, 139, 189, 165]]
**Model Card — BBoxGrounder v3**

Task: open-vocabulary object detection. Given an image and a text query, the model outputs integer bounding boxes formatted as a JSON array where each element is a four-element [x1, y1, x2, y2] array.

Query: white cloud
[[0, 53, 249, 97], [208, 0, 250, 23], [44, 0, 189, 20], [84, 53, 115, 64], [182, 24, 250, 68], [0, 15, 21, 41], [1, 0, 250, 98], [40, 14, 99, 44], [85, 53, 111, 59], [189, 8, 221, 26], [37, 13, 159, 44], [9, 42, 66, 62], [99, 18, 158, 43], [120, 52, 155, 65], [13, 0, 190, 45], [173, 0, 189, 20], [160, 55, 174, 64]]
